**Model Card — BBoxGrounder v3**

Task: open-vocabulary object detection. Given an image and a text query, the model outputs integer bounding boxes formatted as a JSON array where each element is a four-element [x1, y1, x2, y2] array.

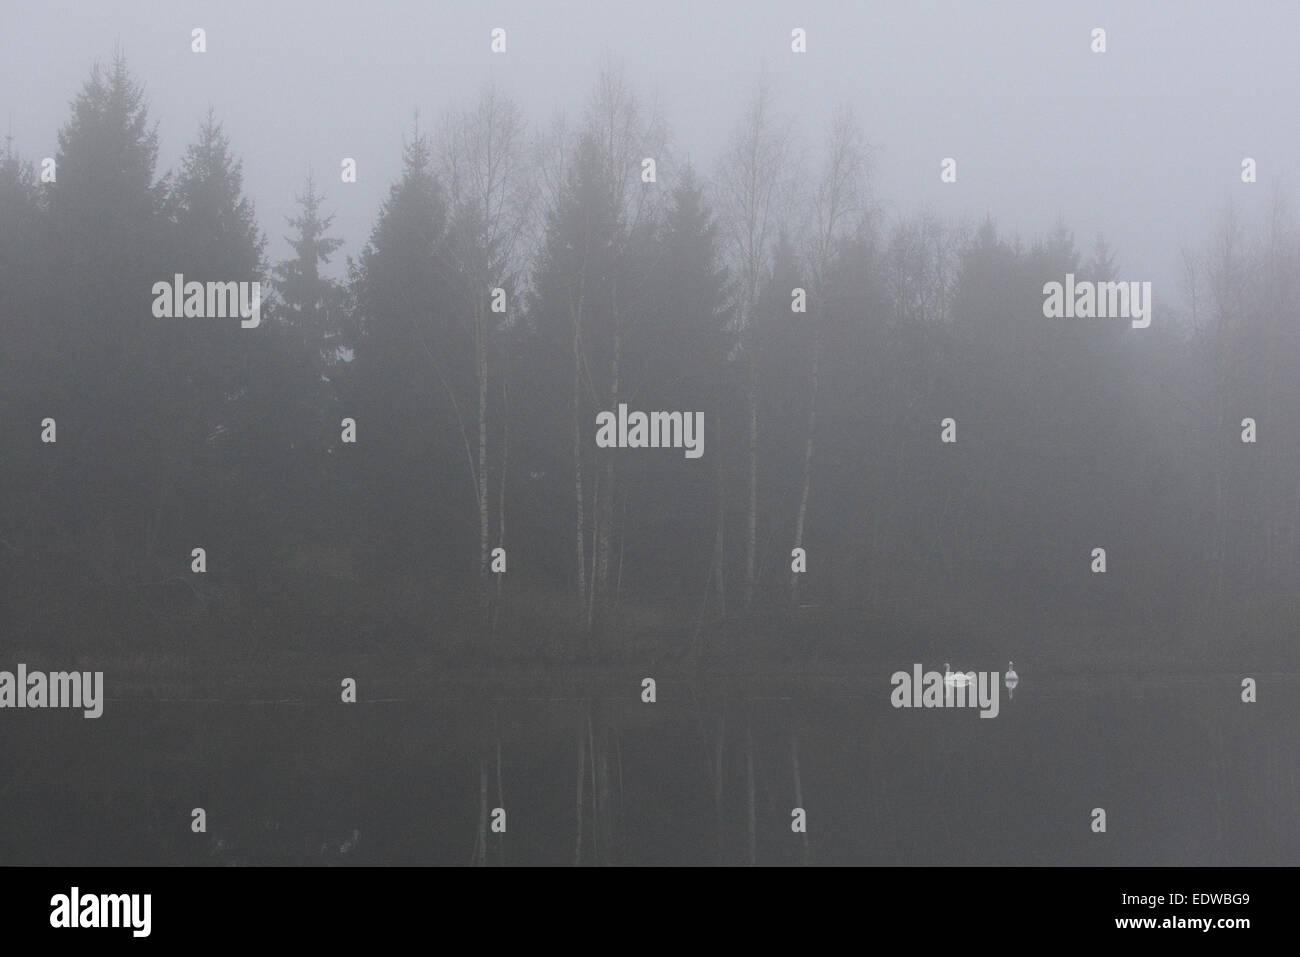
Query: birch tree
[[581, 64, 666, 635], [715, 78, 796, 612], [439, 83, 532, 625], [791, 106, 868, 601]]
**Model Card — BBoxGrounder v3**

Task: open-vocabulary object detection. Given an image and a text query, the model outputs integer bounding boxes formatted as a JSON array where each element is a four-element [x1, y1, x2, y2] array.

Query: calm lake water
[[1, 672, 1295, 865]]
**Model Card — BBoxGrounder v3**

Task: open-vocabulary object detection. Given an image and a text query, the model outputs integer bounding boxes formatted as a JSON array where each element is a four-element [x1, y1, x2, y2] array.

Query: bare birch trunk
[[493, 370, 508, 640], [745, 346, 759, 612], [597, 329, 619, 627], [477, 300, 490, 620], [791, 324, 821, 602], [572, 305, 587, 633], [714, 439, 727, 623]]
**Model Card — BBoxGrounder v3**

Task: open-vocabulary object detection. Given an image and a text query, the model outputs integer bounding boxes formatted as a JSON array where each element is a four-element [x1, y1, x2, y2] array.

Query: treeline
[[2, 54, 1297, 667]]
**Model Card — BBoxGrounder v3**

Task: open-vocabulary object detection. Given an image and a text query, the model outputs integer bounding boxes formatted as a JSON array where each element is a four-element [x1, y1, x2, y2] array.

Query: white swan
[[943, 662, 973, 687], [1004, 661, 1019, 698], [319, 828, 361, 860], [339, 828, 360, 855]]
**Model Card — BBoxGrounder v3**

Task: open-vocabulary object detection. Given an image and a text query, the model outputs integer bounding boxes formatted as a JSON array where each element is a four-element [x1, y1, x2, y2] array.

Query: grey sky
[[6, 0, 1297, 302]]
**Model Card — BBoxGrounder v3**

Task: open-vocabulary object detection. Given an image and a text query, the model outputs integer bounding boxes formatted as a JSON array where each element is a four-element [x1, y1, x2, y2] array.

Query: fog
[[2, 1, 1298, 868], [9, 1, 1298, 290]]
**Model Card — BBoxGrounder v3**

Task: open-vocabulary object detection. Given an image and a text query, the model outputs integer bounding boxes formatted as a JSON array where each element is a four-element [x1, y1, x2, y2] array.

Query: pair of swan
[[942, 663, 974, 687], [320, 828, 361, 859], [943, 662, 1020, 696]]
